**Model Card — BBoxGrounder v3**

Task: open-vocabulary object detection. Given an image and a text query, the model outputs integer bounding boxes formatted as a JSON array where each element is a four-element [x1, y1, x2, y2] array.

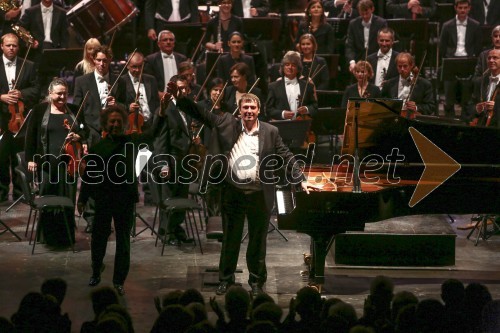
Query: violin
[[63, 118, 84, 178], [401, 53, 426, 120], [470, 86, 499, 127], [7, 79, 24, 133], [127, 64, 145, 134]]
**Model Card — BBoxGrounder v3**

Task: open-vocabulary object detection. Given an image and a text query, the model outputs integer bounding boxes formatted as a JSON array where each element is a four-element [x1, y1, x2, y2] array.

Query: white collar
[[3, 55, 16, 65]]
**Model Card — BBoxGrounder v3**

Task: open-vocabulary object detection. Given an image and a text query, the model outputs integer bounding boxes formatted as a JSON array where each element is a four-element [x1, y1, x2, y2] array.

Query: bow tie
[[490, 76, 499, 84], [401, 78, 411, 87], [6, 61, 15, 67], [98, 76, 107, 83], [42, 7, 52, 13], [163, 54, 174, 59], [457, 20, 467, 27], [377, 52, 389, 60], [285, 78, 297, 85], [362, 21, 371, 28], [133, 77, 140, 83]]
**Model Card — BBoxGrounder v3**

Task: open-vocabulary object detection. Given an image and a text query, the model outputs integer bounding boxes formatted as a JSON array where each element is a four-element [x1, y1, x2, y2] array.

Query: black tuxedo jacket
[[474, 49, 490, 79], [217, 53, 256, 83], [381, 76, 435, 115], [115, 73, 160, 126], [0, 57, 39, 129], [367, 50, 399, 85], [266, 78, 318, 120], [144, 51, 187, 92], [231, 0, 270, 17], [73, 72, 119, 132], [0, 0, 41, 34], [153, 99, 192, 159], [323, 0, 359, 18], [386, 0, 435, 18], [439, 17, 483, 59], [18, 4, 69, 49], [470, 0, 500, 26], [144, 0, 199, 31], [177, 97, 305, 213], [345, 15, 387, 63]]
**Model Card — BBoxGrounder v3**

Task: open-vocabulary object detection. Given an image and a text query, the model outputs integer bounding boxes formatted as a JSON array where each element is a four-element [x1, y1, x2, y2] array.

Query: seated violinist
[[266, 51, 318, 120], [115, 51, 160, 132], [341, 61, 380, 108], [470, 49, 500, 127], [381, 52, 435, 115]]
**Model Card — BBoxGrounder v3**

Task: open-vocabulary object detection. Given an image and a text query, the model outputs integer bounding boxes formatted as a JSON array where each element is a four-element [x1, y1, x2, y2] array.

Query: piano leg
[[309, 236, 335, 289]]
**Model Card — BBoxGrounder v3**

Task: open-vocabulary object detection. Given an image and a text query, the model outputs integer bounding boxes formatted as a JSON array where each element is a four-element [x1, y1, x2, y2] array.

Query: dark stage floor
[[1, 199, 499, 332]]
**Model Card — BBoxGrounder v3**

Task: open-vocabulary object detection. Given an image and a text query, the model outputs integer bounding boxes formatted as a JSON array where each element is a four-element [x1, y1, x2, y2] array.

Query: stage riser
[[334, 233, 456, 266]]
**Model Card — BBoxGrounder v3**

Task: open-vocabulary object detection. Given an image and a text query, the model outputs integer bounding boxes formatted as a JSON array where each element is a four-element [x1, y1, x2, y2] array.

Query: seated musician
[[298, 34, 330, 90], [266, 51, 318, 121], [470, 48, 500, 127], [385, 0, 436, 19], [178, 61, 202, 100], [216, 32, 256, 84], [231, 0, 270, 17], [367, 27, 399, 88], [224, 62, 263, 117], [341, 61, 381, 108], [205, 0, 243, 53], [295, 1, 335, 54], [474, 25, 500, 82], [381, 52, 435, 115]]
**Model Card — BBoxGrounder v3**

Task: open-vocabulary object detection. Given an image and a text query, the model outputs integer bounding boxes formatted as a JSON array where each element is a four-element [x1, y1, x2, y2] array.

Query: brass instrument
[[0, 0, 21, 12], [11, 24, 34, 45]]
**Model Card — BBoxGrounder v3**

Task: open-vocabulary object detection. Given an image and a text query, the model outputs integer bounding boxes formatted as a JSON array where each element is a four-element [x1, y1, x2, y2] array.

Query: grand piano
[[276, 98, 500, 286]]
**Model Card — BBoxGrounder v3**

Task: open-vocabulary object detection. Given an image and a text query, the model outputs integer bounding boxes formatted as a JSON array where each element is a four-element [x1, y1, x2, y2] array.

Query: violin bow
[[232, 77, 260, 115], [105, 48, 138, 103], [12, 43, 32, 90], [195, 80, 229, 138], [360, 46, 369, 98], [189, 30, 207, 64], [194, 52, 222, 102], [406, 50, 427, 104], [300, 51, 316, 107], [59, 91, 89, 153]]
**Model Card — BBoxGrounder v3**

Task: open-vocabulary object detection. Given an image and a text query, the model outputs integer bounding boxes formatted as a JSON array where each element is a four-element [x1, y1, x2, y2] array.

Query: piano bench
[[206, 216, 223, 242]]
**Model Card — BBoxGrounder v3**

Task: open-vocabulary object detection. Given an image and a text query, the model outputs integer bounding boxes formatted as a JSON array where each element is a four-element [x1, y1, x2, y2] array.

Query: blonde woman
[[74, 38, 101, 78]]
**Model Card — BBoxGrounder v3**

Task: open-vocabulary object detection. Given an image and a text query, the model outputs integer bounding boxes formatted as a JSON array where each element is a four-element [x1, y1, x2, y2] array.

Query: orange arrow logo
[[408, 127, 461, 207]]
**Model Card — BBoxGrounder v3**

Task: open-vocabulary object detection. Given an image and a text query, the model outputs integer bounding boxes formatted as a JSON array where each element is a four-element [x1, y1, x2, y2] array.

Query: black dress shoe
[[250, 283, 264, 297], [216, 281, 232, 295], [180, 237, 195, 244], [88, 275, 101, 286], [114, 284, 125, 296], [166, 238, 180, 246]]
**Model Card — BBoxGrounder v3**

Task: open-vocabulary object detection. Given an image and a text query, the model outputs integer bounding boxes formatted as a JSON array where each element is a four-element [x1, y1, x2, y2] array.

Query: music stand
[[242, 17, 281, 45], [312, 107, 347, 159], [440, 57, 477, 81], [271, 119, 312, 150], [39, 48, 83, 75]]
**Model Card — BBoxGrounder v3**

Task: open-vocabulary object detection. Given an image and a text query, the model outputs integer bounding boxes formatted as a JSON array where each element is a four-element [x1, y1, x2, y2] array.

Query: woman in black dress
[[298, 33, 330, 90], [205, 0, 243, 53], [295, 0, 335, 54], [25, 78, 87, 246], [341, 61, 381, 108]]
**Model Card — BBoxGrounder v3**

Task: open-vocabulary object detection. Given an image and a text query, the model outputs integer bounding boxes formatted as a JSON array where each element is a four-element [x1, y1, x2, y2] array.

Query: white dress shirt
[[375, 49, 392, 87], [361, 16, 372, 49], [284, 77, 300, 119], [95, 71, 110, 107], [161, 52, 177, 84], [242, 0, 252, 18], [486, 74, 500, 101], [41, 4, 53, 43], [454, 16, 468, 57], [129, 73, 151, 121], [3, 55, 16, 89], [398, 75, 411, 100]]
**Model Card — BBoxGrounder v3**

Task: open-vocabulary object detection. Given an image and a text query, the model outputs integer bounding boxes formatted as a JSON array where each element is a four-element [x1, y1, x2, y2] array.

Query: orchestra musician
[[298, 33, 330, 90], [164, 83, 309, 297], [73, 45, 117, 233], [25, 78, 86, 247], [0, 32, 39, 202], [341, 60, 381, 108], [0, 0, 41, 36], [154, 75, 195, 246], [470, 49, 500, 127], [469, 0, 500, 26], [224, 62, 263, 116], [345, 0, 387, 73], [216, 31, 256, 84], [144, 30, 187, 99], [144, 0, 199, 41], [385, 0, 436, 19], [381, 52, 435, 115], [231, 0, 270, 18], [205, 0, 243, 53], [266, 51, 318, 121], [178, 61, 202, 100], [295, 0, 334, 54], [474, 25, 500, 80], [366, 27, 399, 88], [322, 0, 360, 19], [73, 38, 101, 79], [440, 0, 482, 120]]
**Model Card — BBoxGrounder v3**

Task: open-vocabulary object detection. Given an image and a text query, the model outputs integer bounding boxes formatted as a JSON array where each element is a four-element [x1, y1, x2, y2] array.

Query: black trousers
[[91, 198, 134, 285], [219, 184, 270, 286]]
